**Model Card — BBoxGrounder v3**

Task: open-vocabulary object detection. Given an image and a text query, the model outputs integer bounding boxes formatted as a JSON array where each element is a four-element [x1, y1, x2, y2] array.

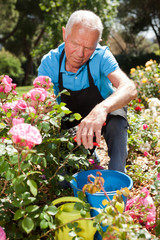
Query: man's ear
[[62, 27, 66, 41]]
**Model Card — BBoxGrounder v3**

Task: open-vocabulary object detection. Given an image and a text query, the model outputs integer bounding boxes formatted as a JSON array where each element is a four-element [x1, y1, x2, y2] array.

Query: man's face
[[63, 24, 99, 71]]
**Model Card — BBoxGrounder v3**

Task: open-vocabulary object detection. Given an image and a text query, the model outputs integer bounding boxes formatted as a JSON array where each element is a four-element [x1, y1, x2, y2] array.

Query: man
[[38, 10, 137, 172]]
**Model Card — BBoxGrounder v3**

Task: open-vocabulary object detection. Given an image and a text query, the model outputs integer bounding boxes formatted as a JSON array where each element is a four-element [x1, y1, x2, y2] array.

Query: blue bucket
[[70, 170, 133, 240]]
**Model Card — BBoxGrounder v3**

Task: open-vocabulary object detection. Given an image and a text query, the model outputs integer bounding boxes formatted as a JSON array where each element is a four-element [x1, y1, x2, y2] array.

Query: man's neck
[[65, 61, 79, 73]]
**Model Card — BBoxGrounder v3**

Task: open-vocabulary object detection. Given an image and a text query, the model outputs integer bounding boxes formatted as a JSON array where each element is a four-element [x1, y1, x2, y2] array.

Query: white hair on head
[[65, 10, 103, 41]]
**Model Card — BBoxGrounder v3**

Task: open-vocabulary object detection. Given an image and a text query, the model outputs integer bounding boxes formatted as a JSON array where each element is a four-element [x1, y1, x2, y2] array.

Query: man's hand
[[76, 104, 107, 149]]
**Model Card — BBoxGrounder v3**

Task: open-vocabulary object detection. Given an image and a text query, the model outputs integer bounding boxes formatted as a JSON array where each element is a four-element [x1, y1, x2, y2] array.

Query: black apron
[[59, 49, 127, 130]]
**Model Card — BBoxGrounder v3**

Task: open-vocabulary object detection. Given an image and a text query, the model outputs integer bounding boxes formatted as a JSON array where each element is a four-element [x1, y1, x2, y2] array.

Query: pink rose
[[29, 88, 47, 101], [16, 100, 27, 111], [0, 226, 6, 240], [12, 118, 24, 126], [12, 90, 17, 95], [12, 83, 17, 90], [143, 124, 148, 130], [33, 76, 52, 90], [126, 187, 156, 229], [157, 173, 160, 180], [144, 151, 149, 157], [0, 75, 13, 93], [2, 101, 18, 112], [9, 123, 42, 149]]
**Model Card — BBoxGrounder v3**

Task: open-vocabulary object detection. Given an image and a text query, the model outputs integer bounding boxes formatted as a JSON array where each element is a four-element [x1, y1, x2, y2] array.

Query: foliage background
[[0, 0, 160, 85]]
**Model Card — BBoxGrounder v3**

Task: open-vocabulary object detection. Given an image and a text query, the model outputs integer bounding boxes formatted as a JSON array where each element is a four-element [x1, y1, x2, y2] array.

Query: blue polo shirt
[[38, 43, 119, 102]]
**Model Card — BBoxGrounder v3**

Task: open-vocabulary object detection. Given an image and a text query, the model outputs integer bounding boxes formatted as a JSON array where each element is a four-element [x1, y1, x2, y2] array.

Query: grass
[[16, 85, 33, 97]]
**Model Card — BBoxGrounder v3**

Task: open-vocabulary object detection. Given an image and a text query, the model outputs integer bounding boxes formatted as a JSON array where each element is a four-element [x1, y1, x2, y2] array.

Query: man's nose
[[77, 46, 84, 57]]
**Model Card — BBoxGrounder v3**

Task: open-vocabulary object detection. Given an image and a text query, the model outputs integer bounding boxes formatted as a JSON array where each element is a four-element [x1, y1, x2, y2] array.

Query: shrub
[[0, 49, 24, 84]]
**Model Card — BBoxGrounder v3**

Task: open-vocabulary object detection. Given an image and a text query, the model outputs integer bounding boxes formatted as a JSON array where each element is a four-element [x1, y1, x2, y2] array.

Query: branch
[[0, 16, 23, 44], [39, 216, 95, 239]]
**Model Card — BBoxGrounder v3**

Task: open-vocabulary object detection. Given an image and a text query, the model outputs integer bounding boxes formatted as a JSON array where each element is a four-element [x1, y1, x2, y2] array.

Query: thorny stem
[[49, 145, 79, 181], [0, 180, 9, 196], [39, 144, 79, 190], [39, 216, 95, 239]]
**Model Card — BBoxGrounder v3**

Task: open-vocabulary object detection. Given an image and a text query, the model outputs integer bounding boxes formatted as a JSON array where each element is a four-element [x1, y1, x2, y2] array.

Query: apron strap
[[59, 49, 65, 91], [58, 48, 95, 91]]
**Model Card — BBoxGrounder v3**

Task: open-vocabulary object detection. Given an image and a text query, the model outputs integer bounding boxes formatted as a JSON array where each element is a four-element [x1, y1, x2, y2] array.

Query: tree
[[36, 0, 119, 57], [117, 0, 160, 48], [0, 0, 46, 85], [0, 0, 119, 85], [0, 0, 19, 42]]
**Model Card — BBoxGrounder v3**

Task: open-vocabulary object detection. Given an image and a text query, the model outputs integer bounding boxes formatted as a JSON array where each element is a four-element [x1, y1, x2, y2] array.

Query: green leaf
[[0, 143, 6, 156], [27, 180, 38, 196], [0, 92, 7, 99], [14, 209, 26, 220], [40, 219, 49, 229], [67, 142, 74, 151], [5, 169, 15, 180], [50, 118, 59, 128], [73, 113, 82, 120], [0, 161, 9, 173], [47, 206, 58, 216], [74, 202, 84, 211], [27, 171, 42, 176], [22, 217, 34, 234], [12, 175, 26, 185], [67, 223, 73, 229], [80, 209, 86, 217], [42, 122, 50, 132], [25, 205, 39, 213]]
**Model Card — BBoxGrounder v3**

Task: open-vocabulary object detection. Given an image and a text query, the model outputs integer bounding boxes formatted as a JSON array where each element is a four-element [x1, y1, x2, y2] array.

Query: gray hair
[[65, 10, 103, 41]]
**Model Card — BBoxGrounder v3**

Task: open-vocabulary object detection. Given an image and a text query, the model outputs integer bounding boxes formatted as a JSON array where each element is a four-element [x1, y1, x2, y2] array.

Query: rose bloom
[[29, 88, 47, 101], [145, 66, 152, 71], [141, 78, 148, 83], [143, 124, 148, 130], [2, 101, 18, 112], [0, 226, 6, 240], [139, 71, 144, 77], [126, 187, 156, 229], [130, 68, 136, 74], [0, 75, 13, 93], [33, 76, 52, 90], [9, 123, 42, 149], [12, 118, 24, 126], [144, 151, 149, 157], [135, 106, 142, 111], [145, 59, 153, 67], [16, 100, 27, 111]]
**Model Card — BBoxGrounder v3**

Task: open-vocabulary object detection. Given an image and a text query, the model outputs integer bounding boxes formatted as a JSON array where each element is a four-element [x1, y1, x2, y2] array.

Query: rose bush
[[0, 75, 89, 239]]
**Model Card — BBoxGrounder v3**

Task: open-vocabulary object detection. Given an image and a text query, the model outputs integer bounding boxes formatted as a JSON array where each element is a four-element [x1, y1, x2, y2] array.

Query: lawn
[[16, 85, 33, 97]]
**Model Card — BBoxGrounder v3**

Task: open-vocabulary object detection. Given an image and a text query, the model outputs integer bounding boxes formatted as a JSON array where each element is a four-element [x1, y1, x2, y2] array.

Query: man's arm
[[76, 68, 137, 149]]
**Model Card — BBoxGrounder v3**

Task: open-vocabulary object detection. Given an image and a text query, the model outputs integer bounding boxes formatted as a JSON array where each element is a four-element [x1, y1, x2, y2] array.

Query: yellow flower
[[137, 66, 140, 69], [145, 59, 153, 67], [139, 71, 144, 77], [130, 68, 136, 74], [141, 78, 148, 83], [145, 66, 152, 71]]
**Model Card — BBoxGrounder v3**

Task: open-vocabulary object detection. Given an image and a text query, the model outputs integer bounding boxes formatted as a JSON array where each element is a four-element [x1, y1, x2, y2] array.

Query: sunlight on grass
[[16, 85, 33, 97]]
